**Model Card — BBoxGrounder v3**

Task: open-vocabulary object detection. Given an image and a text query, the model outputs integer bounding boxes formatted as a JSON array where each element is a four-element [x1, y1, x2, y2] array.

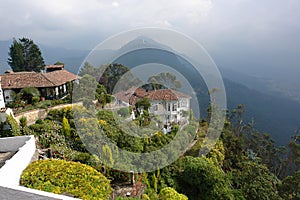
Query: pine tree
[[8, 37, 45, 72]]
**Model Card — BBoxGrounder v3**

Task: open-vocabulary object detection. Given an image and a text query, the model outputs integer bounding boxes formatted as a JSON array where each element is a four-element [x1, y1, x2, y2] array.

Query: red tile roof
[[0, 70, 80, 89], [114, 87, 191, 105], [43, 70, 80, 86]]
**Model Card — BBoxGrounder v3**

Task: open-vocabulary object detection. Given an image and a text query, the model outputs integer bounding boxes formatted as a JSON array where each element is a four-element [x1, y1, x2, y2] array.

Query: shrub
[[0, 114, 21, 137], [117, 107, 130, 117], [20, 159, 112, 200], [32, 96, 40, 105], [20, 87, 40, 104], [158, 187, 188, 200]]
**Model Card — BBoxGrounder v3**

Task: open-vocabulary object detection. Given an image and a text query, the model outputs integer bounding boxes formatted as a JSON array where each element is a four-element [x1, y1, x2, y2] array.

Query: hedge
[[20, 159, 112, 200]]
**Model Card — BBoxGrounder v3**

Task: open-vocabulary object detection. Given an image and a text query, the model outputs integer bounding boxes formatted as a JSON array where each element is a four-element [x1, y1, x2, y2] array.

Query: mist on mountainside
[[1, 38, 300, 145]]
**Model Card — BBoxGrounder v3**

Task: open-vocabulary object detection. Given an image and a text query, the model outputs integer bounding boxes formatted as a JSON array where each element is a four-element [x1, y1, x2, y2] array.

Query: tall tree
[[8, 37, 45, 72], [148, 72, 182, 90], [99, 63, 130, 94]]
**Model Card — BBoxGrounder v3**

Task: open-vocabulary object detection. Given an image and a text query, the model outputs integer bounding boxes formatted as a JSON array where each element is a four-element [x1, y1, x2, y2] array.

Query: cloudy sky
[[0, 0, 300, 77]]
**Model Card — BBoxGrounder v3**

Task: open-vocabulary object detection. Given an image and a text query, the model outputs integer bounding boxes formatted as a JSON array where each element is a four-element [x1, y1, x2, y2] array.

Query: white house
[[0, 65, 80, 104], [0, 77, 14, 123], [114, 87, 191, 125]]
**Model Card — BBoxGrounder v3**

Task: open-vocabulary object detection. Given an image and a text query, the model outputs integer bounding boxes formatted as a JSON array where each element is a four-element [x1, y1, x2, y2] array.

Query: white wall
[[0, 135, 36, 186], [0, 135, 79, 199], [3, 90, 13, 103]]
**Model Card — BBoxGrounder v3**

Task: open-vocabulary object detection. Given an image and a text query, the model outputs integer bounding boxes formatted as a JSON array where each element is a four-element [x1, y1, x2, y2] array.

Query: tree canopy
[[8, 37, 45, 72], [148, 72, 182, 90]]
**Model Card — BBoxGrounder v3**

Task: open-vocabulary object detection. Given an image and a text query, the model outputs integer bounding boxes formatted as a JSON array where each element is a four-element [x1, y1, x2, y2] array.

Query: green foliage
[[158, 187, 188, 200], [99, 63, 130, 94], [207, 139, 225, 167], [232, 161, 281, 200], [178, 156, 235, 200], [153, 173, 158, 193], [14, 99, 66, 114], [115, 197, 140, 200], [221, 127, 247, 170], [95, 84, 112, 108], [30, 120, 65, 148], [31, 96, 40, 105], [135, 97, 151, 111], [0, 114, 21, 137], [19, 116, 28, 135], [20, 87, 40, 104], [148, 72, 182, 90], [117, 107, 130, 117], [79, 62, 99, 77], [279, 170, 300, 200], [73, 74, 97, 107], [282, 135, 300, 177], [62, 116, 71, 138], [54, 61, 64, 65], [8, 37, 45, 72], [19, 116, 27, 128], [20, 159, 112, 199], [101, 144, 114, 167], [141, 194, 150, 200], [71, 152, 94, 165]]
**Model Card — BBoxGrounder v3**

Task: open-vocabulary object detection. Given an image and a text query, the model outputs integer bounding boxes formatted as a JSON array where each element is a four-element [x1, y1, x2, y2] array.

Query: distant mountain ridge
[[110, 38, 300, 145], [1, 38, 300, 145], [0, 40, 88, 74]]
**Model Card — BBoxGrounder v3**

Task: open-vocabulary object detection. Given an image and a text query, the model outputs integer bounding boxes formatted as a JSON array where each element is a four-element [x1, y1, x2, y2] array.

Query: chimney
[[5, 70, 14, 74]]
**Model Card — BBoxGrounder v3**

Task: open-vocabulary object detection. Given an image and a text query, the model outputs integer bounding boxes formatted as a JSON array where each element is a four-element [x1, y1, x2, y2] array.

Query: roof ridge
[[40, 73, 56, 86]]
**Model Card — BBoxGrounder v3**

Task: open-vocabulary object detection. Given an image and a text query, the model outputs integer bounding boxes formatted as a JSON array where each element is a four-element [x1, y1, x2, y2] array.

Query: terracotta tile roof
[[114, 87, 191, 105], [113, 87, 137, 103], [0, 72, 54, 89], [43, 70, 80, 86], [0, 70, 80, 89]]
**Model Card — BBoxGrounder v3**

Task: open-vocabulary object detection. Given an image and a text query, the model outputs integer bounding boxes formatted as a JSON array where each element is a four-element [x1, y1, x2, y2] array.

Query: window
[[152, 104, 158, 111], [181, 99, 187, 107], [172, 103, 177, 111]]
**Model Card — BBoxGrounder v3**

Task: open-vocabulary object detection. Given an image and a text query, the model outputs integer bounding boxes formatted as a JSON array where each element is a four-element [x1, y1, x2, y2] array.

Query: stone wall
[[14, 103, 82, 125]]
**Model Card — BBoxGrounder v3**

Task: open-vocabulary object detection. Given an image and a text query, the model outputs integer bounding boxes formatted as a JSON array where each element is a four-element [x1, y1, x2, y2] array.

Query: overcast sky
[[0, 0, 300, 76]]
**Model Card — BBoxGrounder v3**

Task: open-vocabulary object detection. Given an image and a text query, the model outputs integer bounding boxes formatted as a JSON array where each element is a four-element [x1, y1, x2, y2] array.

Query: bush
[[20, 159, 112, 200], [117, 107, 130, 117], [0, 114, 21, 137], [158, 187, 188, 200], [32, 96, 40, 105]]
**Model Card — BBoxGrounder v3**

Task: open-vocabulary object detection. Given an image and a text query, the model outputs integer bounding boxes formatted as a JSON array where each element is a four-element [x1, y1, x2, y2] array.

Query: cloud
[[0, 0, 214, 48], [112, 1, 119, 7], [0, 0, 299, 59]]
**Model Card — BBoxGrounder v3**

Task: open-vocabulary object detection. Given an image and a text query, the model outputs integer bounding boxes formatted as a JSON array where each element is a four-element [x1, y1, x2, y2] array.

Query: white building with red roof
[[114, 87, 191, 125], [0, 65, 80, 103]]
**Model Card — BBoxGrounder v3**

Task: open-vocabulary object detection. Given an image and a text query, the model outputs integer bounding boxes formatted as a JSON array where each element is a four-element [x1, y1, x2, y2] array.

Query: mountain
[[0, 40, 12, 72], [211, 49, 300, 104], [1, 38, 299, 145], [109, 39, 300, 145]]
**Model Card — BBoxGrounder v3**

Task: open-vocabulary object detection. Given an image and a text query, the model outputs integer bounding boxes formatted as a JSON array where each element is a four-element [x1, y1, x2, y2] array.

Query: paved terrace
[[0, 136, 78, 200]]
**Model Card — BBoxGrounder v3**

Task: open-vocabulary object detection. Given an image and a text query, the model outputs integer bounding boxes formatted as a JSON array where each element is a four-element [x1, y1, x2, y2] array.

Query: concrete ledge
[[0, 185, 79, 200], [0, 135, 79, 199], [0, 136, 30, 152], [0, 135, 36, 186]]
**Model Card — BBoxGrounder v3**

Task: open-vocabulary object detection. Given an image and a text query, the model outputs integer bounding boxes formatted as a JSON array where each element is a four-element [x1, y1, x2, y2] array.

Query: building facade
[[0, 65, 80, 104], [114, 87, 191, 125]]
